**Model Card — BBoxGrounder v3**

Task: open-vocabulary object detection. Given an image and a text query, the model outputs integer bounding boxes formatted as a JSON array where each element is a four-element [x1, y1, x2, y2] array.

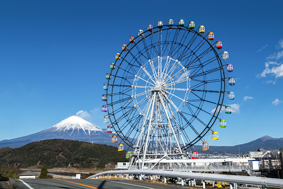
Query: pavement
[[12, 178, 183, 189]]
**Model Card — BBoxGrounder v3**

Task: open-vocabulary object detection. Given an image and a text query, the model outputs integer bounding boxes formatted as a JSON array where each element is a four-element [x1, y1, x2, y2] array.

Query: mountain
[[0, 116, 282, 154], [0, 116, 114, 148], [194, 135, 283, 154], [0, 139, 127, 169]]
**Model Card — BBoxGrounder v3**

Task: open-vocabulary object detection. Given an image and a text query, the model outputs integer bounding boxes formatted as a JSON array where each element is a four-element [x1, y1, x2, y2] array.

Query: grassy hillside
[[0, 139, 127, 169]]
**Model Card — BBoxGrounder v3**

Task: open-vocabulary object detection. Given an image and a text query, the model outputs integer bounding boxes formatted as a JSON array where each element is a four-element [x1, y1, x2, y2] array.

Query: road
[[13, 179, 182, 189]]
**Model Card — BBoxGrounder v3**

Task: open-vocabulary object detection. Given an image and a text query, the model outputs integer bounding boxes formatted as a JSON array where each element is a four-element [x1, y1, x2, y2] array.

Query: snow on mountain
[[50, 116, 103, 135]]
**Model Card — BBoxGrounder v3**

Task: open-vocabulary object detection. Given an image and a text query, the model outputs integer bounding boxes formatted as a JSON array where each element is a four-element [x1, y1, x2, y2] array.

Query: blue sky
[[0, 0, 283, 146]]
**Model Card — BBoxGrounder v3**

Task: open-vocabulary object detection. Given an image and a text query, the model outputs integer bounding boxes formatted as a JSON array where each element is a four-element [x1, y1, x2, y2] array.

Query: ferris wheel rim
[[105, 22, 227, 149]]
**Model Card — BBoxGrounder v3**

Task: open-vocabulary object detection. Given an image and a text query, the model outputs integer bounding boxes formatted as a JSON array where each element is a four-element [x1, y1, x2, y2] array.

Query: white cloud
[[75, 107, 103, 125], [276, 39, 283, 49], [211, 104, 240, 114], [266, 50, 283, 60], [256, 44, 268, 53], [243, 96, 253, 102], [76, 110, 91, 119], [272, 99, 282, 106], [257, 61, 283, 80]]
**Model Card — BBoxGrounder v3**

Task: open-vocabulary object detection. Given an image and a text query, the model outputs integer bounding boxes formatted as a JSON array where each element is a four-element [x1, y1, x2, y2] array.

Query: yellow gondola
[[118, 144, 124, 151], [115, 53, 120, 60], [199, 25, 205, 34], [212, 131, 218, 140]]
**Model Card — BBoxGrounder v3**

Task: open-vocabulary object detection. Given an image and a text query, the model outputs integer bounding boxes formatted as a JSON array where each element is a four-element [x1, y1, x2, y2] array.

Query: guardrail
[[87, 170, 283, 188]]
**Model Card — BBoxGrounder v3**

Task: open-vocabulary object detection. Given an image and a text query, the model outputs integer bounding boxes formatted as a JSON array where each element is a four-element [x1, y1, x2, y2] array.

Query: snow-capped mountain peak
[[51, 116, 103, 135]]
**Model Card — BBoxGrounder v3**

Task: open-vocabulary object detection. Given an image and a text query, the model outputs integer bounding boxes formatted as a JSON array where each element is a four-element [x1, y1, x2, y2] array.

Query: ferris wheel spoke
[[178, 111, 200, 137], [110, 87, 131, 97], [164, 91, 186, 103], [150, 31, 160, 57], [166, 75, 190, 87], [142, 36, 152, 60], [178, 33, 199, 61], [158, 28, 162, 57], [120, 57, 140, 69], [134, 75, 155, 86], [164, 87, 189, 91], [165, 65, 188, 84], [140, 66, 157, 84], [109, 96, 133, 106], [133, 85, 154, 89], [127, 50, 143, 67], [191, 89, 221, 93], [160, 91, 179, 111], [190, 67, 222, 80], [164, 59, 180, 81], [172, 29, 191, 59], [184, 48, 214, 68], [133, 44, 151, 60], [115, 65, 137, 77], [120, 113, 143, 133], [132, 90, 150, 99], [114, 75, 134, 85], [186, 101, 216, 117], [168, 28, 180, 57]]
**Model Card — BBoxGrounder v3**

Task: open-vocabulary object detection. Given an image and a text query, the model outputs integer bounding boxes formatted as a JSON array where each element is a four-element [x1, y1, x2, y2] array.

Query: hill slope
[[0, 139, 127, 169]]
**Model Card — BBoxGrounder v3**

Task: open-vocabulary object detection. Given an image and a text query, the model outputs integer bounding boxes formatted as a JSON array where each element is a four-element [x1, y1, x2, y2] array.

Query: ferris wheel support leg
[[158, 92, 183, 154], [142, 93, 157, 170]]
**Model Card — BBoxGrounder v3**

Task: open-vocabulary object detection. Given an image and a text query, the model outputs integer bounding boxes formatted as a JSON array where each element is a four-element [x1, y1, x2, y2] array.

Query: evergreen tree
[[39, 164, 48, 178]]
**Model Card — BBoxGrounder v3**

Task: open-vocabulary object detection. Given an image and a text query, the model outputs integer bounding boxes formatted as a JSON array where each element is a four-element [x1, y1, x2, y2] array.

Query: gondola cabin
[[222, 51, 229, 60], [189, 21, 195, 29], [168, 19, 174, 25], [138, 29, 144, 37], [212, 131, 219, 140], [220, 119, 226, 128], [104, 115, 109, 123], [115, 53, 120, 60], [147, 24, 153, 31], [102, 105, 107, 112], [126, 151, 132, 159], [118, 144, 124, 151], [228, 91, 235, 100], [102, 95, 107, 101], [103, 84, 108, 90], [179, 19, 184, 26], [106, 73, 111, 80], [158, 21, 163, 28], [229, 77, 235, 86], [110, 62, 115, 69], [199, 25, 205, 33], [112, 135, 117, 143], [203, 142, 209, 151], [192, 151, 198, 159], [227, 64, 233, 72], [129, 36, 135, 43], [208, 32, 214, 40], [225, 106, 232, 114], [107, 126, 112, 133], [216, 41, 222, 49], [122, 44, 127, 51]]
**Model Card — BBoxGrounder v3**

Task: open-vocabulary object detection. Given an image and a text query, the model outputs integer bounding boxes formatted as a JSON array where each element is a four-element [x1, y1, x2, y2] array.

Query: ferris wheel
[[102, 19, 235, 164]]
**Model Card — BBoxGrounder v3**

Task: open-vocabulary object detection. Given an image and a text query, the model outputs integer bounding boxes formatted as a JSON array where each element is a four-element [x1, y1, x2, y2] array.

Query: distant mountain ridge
[[194, 135, 283, 154], [0, 116, 113, 148], [0, 116, 282, 154]]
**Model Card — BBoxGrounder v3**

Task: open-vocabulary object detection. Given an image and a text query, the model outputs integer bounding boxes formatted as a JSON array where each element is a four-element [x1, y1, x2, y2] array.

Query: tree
[[39, 164, 48, 178]]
